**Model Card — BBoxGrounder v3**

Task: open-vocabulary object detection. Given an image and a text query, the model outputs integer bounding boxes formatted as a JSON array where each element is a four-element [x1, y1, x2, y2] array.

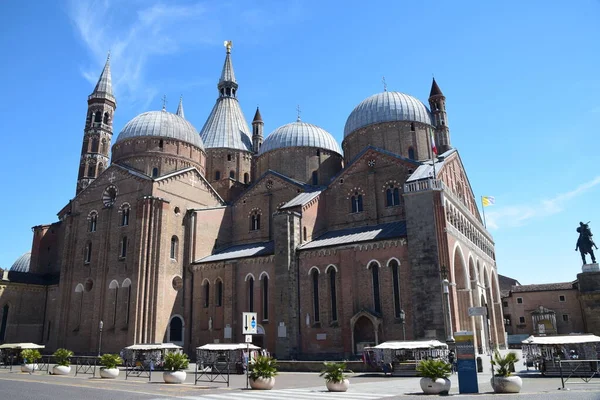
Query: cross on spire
[[296, 104, 301, 122], [161, 95, 168, 111], [382, 76, 387, 92]]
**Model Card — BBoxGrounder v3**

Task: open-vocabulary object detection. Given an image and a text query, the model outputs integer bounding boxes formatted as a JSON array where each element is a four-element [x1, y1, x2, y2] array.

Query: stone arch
[[386, 257, 401, 267], [366, 259, 381, 269], [350, 310, 382, 355], [259, 271, 270, 280], [490, 268, 504, 348], [244, 273, 255, 282], [308, 266, 320, 275], [167, 314, 184, 346], [452, 243, 472, 332], [482, 265, 498, 349], [325, 264, 338, 273]]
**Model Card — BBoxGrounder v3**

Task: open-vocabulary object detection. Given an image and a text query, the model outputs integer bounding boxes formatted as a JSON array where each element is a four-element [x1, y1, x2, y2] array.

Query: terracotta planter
[[21, 364, 39, 373], [52, 365, 71, 375], [491, 376, 522, 393], [249, 377, 275, 390], [163, 370, 186, 384], [99, 368, 120, 379], [420, 377, 451, 395], [326, 379, 350, 392]]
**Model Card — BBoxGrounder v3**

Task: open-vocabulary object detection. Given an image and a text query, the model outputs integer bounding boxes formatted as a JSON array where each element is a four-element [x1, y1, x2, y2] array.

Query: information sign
[[245, 334, 252, 343], [468, 307, 487, 317], [242, 312, 258, 335], [455, 331, 479, 394]]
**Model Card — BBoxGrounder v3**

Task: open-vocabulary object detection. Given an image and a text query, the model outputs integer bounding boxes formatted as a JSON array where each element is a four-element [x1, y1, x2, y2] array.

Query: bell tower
[[428, 78, 451, 154], [252, 107, 263, 154], [76, 53, 116, 194]]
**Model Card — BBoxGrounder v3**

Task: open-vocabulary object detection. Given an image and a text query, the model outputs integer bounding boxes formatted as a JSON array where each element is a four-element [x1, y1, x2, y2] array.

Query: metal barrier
[[0, 355, 15, 371], [124, 360, 152, 381], [74, 356, 98, 377], [36, 356, 51, 374], [558, 359, 600, 389], [195, 353, 231, 387]]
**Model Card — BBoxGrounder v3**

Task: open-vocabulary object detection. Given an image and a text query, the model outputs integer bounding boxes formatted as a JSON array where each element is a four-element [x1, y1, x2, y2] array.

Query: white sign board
[[468, 307, 487, 317], [242, 312, 258, 335], [245, 335, 253, 343]]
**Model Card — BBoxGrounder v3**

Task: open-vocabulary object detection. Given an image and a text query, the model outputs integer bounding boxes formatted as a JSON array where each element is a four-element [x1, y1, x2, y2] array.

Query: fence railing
[[557, 359, 600, 389], [74, 356, 98, 377], [124, 360, 152, 381]]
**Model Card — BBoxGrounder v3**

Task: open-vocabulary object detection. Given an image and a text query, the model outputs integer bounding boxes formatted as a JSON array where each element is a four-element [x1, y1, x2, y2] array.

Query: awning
[[365, 340, 448, 350], [197, 343, 260, 351], [124, 343, 182, 350], [0, 343, 45, 349], [521, 334, 600, 345]]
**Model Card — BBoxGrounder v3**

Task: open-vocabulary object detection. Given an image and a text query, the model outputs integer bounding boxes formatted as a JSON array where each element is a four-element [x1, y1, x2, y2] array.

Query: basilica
[[0, 44, 505, 359]]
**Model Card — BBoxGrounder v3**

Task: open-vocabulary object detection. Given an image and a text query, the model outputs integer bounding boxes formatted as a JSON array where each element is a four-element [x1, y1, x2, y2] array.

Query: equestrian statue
[[576, 221, 598, 265]]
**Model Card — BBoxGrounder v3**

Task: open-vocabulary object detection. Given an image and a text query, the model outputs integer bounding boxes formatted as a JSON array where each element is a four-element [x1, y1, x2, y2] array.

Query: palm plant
[[491, 350, 519, 377], [53, 348, 73, 367], [248, 355, 278, 381], [416, 358, 451, 380], [99, 353, 123, 369], [319, 361, 352, 383], [21, 349, 41, 364], [163, 352, 189, 371]]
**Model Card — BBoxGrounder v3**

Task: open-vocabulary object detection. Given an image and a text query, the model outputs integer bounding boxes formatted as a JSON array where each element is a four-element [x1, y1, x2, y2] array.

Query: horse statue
[[576, 221, 598, 265]]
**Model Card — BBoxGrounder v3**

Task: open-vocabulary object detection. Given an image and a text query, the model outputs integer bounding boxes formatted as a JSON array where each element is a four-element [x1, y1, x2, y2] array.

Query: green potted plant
[[162, 352, 189, 384], [20, 349, 42, 373], [99, 353, 122, 379], [248, 355, 278, 390], [416, 358, 452, 395], [319, 361, 353, 392], [52, 348, 73, 375], [491, 350, 522, 393]]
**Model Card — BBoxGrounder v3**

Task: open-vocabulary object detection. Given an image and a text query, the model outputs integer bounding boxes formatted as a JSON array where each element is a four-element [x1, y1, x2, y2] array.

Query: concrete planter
[[491, 376, 522, 393], [163, 371, 186, 384], [326, 379, 350, 392], [21, 364, 39, 373], [249, 377, 275, 390], [99, 368, 120, 379], [52, 365, 71, 375], [419, 377, 451, 395]]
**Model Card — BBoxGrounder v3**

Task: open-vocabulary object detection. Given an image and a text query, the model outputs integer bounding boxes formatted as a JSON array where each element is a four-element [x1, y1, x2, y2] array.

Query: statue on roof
[[576, 221, 597, 265]]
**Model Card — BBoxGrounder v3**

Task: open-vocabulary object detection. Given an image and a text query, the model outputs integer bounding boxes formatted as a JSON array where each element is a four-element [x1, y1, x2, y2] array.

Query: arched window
[[100, 139, 107, 154], [122, 279, 131, 326], [312, 171, 318, 185], [87, 163, 96, 177], [369, 262, 381, 314], [97, 163, 105, 175], [89, 212, 97, 232], [152, 167, 159, 178], [248, 276, 254, 312], [408, 147, 415, 160], [82, 138, 89, 153], [262, 274, 269, 321], [215, 171, 221, 180], [216, 279, 223, 307], [386, 185, 400, 207], [159, 139, 164, 149], [84, 242, 92, 264], [120, 236, 127, 258], [312, 269, 320, 322], [410, 122, 415, 131], [74, 284, 84, 327], [121, 206, 130, 226], [303, 227, 307, 241], [94, 112, 102, 123], [0, 304, 9, 341], [351, 192, 363, 213], [229, 170, 235, 179], [108, 280, 119, 326], [250, 212, 261, 231], [103, 112, 109, 124], [170, 236, 178, 260], [169, 316, 183, 342], [390, 260, 402, 318], [328, 268, 337, 322], [227, 154, 232, 161], [91, 137, 99, 153], [203, 280, 210, 308], [244, 173, 249, 184]]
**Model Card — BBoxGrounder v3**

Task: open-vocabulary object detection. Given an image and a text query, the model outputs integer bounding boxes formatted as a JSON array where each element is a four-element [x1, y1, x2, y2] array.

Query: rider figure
[[576, 221, 598, 264]]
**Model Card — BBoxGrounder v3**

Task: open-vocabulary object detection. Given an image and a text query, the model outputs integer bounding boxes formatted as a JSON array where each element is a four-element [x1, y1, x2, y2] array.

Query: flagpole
[[481, 196, 487, 228]]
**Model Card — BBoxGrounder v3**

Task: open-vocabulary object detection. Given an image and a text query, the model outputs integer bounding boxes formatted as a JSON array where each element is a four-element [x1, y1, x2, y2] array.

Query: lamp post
[[399, 309, 406, 340], [98, 320, 104, 357], [440, 266, 455, 343]]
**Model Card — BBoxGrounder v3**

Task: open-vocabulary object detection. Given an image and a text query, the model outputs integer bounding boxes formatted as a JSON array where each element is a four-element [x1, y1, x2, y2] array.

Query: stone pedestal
[[582, 263, 599, 273], [577, 269, 600, 336]]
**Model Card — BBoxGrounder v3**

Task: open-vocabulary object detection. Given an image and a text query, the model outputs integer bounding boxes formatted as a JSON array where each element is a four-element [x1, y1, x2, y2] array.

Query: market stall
[[521, 334, 600, 376], [121, 343, 182, 379], [363, 340, 449, 376], [0, 343, 45, 367]]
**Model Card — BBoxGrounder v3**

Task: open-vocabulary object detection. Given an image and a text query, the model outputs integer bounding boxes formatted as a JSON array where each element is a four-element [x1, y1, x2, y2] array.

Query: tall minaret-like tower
[[76, 54, 116, 194], [252, 107, 263, 154], [428, 78, 451, 154]]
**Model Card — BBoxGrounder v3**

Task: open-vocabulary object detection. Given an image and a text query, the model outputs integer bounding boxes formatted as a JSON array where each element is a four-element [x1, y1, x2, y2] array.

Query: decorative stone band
[[582, 263, 599, 273]]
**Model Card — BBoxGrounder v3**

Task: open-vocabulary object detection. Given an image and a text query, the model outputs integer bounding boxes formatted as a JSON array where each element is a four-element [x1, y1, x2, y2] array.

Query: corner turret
[[428, 78, 451, 154]]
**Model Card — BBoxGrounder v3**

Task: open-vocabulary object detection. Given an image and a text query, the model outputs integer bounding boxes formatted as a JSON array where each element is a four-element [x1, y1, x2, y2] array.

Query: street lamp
[[399, 309, 406, 340], [98, 320, 104, 357], [440, 266, 455, 343]]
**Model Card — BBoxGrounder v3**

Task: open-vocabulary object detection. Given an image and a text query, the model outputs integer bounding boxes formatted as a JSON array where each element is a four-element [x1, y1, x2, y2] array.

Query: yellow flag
[[482, 196, 495, 207]]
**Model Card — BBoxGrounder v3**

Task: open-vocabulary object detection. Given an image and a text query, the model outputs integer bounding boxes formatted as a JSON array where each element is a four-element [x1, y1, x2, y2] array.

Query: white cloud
[[486, 176, 600, 230]]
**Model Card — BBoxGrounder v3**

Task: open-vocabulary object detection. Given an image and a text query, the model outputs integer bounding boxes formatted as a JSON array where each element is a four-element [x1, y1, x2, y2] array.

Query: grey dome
[[10, 252, 31, 273], [259, 121, 342, 156], [116, 110, 204, 149], [344, 91, 433, 137]]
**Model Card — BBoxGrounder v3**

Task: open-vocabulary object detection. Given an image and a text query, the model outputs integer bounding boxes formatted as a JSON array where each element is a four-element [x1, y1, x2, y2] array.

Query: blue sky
[[0, 0, 599, 284]]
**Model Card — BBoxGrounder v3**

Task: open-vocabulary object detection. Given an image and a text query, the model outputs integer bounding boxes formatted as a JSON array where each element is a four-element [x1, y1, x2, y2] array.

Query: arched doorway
[[452, 245, 472, 332], [167, 315, 184, 347], [252, 324, 265, 349], [351, 310, 381, 355]]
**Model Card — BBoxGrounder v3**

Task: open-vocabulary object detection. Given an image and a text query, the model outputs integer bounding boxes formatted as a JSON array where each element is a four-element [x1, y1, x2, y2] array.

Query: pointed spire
[[429, 77, 443, 97], [176, 95, 185, 118], [219, 41, 237, 84], [90, 52, 114, 102], [253, 107, 262, 123]]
